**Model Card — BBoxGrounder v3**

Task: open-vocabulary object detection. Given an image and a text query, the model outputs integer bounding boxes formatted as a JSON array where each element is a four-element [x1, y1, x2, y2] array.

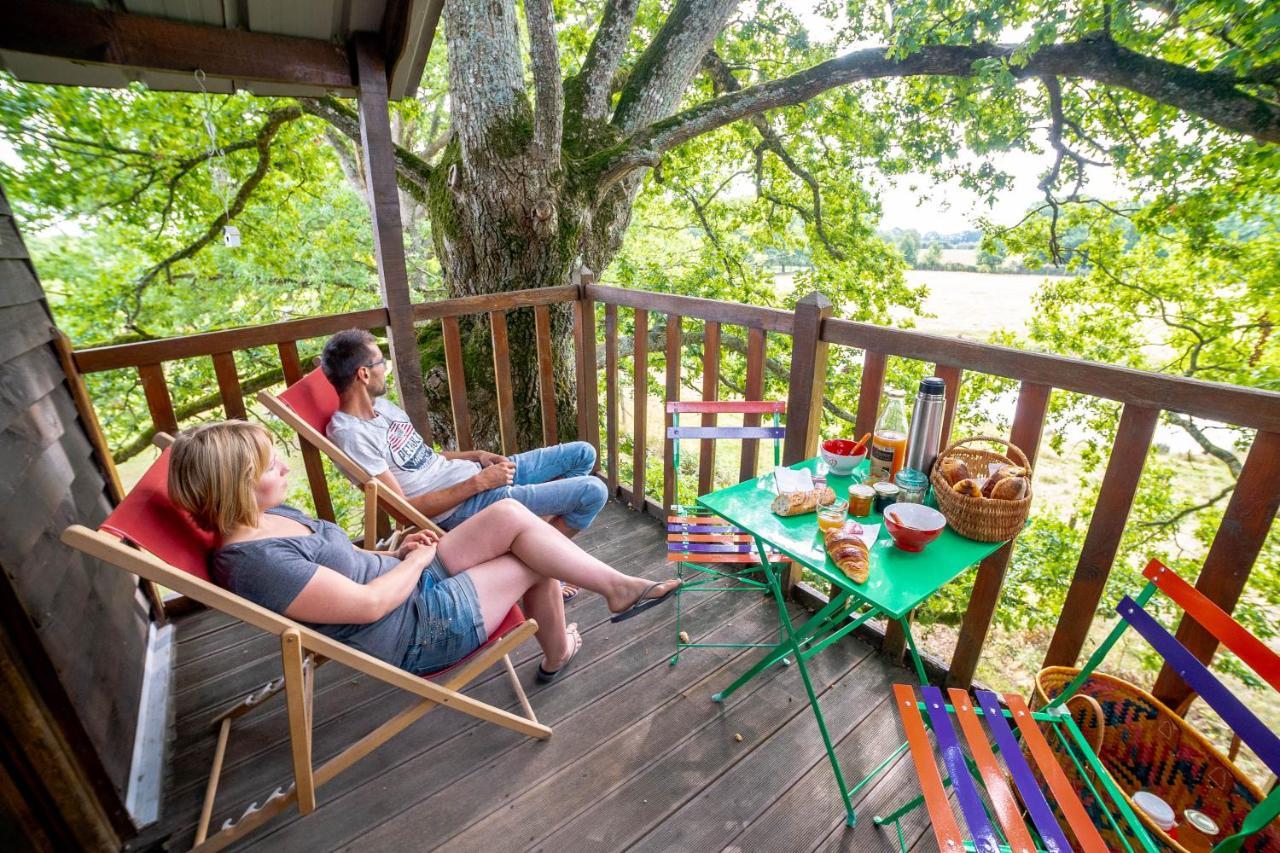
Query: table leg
[[756, 542, 856, 825], [900, 617, 930, 684]]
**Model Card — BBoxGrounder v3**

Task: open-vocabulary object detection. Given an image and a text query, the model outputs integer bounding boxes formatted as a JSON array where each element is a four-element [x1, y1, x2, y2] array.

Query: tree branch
[[703, 50, 846, 261], [524, 0, 563, 160], [610, 0, 744, 132], [128, 105, 303, 327], [1137, 482, 1235, 528], [300, 96, 433, 204], [575, 0, 641, 119], [1165, 413, 1243, 477], [613, 35, 1280, 179]]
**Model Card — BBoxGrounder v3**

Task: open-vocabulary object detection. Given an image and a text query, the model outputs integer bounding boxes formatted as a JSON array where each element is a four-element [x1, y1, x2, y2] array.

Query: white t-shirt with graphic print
[[326, 397, 479, 522]]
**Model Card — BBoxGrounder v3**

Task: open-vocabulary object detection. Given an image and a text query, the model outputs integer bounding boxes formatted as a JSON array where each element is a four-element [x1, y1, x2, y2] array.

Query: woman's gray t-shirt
[[211, 505, 418, 665]]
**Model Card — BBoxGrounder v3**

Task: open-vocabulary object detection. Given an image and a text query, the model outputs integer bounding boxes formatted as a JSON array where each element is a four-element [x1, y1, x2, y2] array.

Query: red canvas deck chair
[[257, 368, 442, 547], [665, 400, 789, 664], [860, 558, 1280, 852], [61, 440, 546, 852]]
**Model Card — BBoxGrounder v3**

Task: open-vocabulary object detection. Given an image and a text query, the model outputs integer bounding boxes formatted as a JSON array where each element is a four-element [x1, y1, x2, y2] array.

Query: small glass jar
[[848, 484, 875, 517], [872, 481, 900, 514], [817, 500, 848, 533], [894, 468, 928, 504]]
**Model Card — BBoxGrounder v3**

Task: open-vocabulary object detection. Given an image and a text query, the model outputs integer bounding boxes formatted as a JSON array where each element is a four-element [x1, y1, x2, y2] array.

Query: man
[[321, 329, 609, 550]]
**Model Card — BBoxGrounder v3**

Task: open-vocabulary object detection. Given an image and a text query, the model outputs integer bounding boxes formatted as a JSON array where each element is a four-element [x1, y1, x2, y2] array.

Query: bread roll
[[824, 523, 870, 583], [982, 464, 1029, 498], [951, 478, 983, 498], [770, 487, 837, 516], [939, 457, 970, 486], [990, 475, 1029, 501]]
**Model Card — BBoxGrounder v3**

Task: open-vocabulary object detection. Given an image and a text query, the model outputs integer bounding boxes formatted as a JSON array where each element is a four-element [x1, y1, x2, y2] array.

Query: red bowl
[[820, 438, 866, 475], [883, 503, 946, 552]]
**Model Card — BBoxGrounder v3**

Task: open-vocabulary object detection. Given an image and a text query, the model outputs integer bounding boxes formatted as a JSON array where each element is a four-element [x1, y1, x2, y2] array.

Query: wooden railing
[[69, 276, 1280, 707]]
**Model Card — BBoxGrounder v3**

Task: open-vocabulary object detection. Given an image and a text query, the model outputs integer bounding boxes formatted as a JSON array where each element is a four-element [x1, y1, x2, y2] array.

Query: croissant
[[824, 523, 870, 583], [982, 465, 1030, 498], [939, 457, 970, 486], [771, 487, 837, 516], [952, 478, 984, 498], [990, 475, 1029, 501]]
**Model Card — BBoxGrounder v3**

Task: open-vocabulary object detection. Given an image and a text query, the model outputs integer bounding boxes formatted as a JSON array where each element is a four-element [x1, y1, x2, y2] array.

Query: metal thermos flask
[[904, 378, 946, 477]]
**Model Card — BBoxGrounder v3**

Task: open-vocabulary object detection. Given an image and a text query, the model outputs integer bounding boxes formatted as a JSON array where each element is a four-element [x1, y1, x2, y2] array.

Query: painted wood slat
[[946, 688, 1038, 852], [698, 321, 720, 497], [666, 399, 786, 414], [439, 316, 473, 452], [919, 685, 999, 851], [891, 684, 966, 851], [489, 311, 517, 456], [668, 427, 785, 440], [533, 304, 557, 447]]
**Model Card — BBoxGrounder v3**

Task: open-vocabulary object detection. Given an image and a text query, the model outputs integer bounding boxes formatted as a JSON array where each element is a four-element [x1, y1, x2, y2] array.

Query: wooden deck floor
[[129, 501, 941, 853]]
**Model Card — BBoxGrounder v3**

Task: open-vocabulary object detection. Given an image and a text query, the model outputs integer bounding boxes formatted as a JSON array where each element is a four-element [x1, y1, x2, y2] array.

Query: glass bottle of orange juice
[[869, 389, 908, 483]]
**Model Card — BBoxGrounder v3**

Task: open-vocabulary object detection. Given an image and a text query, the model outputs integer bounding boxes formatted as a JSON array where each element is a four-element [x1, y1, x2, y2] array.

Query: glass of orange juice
[[817, 500, 849, 533]]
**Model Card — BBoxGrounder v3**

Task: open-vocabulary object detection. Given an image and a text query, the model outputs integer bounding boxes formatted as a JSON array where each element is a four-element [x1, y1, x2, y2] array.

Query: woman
[[167, 421, 680, 681]]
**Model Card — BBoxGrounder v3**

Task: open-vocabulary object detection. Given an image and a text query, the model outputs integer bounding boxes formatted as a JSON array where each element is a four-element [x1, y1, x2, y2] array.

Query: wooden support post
[[605, 304, 619, 497], [663, 314, 682, 510], [1042, 404, 1160, 669], [533, 304, 558, 447], [631, 308, 649, 511], [211, 351, 247, 420], [138, 362, 179, 436], [697, 321, 720, 496], [739, 327, 767, 483], [932, 363, 963, 448], [439, 317, 473, 451], [782, 292, 832, 467], [353, 35, 431, 444], [1152, 429, 1280, 708], [489, 311, 518, 456], [51, 329, 123, 502], [945, 381, 1052, 688], [854, 350, 888, 443], [576, 271, 601, 467]]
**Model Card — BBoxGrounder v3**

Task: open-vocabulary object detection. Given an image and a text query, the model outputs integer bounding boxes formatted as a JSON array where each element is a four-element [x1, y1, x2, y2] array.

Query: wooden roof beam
[[0, 1, 355, 92]]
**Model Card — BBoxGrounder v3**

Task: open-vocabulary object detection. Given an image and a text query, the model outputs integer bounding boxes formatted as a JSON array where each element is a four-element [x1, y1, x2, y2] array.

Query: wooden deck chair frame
[[665, 400, 788, 666], [257, 386, 443, 546], [62, 436, 549, 853]]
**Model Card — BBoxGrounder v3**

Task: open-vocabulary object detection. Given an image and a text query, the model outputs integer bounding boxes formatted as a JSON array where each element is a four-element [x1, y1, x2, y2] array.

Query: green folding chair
[[666, 400, 789, 665]]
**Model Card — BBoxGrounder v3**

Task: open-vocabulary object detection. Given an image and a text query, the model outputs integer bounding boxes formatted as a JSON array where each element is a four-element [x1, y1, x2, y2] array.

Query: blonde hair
[[168, 421, 273, 536]]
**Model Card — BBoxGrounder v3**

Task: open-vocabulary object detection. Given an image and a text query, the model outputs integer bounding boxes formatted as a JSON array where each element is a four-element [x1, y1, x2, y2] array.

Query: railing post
[[782, 292, 832, 467], [573, 267, 601, 460], [353, 35, 432, 444]]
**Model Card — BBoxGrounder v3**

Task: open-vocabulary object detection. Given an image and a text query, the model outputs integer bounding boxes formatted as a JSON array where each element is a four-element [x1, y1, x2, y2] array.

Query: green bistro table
[[697, 456, 1007, 826]]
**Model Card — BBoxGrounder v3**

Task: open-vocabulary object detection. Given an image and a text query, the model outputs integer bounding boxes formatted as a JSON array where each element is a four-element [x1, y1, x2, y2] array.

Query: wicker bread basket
[[929, 436, 1031, 542]]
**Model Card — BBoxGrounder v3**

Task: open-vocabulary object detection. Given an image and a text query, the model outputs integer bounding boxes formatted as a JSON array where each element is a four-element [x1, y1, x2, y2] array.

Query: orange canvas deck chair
[[257, 367, 441, 546], [61, 440, 547, 852]]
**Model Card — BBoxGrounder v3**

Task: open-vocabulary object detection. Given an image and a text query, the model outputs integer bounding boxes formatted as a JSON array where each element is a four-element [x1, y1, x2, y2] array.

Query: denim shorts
[[400, 557, 486, 675]]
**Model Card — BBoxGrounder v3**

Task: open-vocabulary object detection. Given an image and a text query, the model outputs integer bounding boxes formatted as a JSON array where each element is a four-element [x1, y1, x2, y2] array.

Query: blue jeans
[[439, 441, 608, 532], [400, 556, 486, 674]]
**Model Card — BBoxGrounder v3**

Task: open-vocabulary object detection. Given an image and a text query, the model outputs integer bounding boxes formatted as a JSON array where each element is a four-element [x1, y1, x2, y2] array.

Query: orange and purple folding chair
[[61, 438, 545, 852], [856, 558, 1279, 851], [665, 400, 789, 664]]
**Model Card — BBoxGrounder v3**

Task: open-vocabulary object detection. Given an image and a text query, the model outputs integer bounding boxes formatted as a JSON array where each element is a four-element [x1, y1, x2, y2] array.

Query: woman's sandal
[[560, 582, 579, 603], [536, 623, 581, 684], [609, 580, 682, 623]]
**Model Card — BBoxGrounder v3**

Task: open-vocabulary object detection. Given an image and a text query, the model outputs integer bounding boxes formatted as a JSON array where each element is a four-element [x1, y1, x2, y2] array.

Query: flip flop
[[561, 582, 579, 603], [609, 580, 681, 623], [536, 623, 581, 684]]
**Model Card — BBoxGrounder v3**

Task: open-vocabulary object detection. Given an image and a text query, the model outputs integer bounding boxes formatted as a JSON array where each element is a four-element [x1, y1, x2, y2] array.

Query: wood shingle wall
[[0, 185, 148, 846]]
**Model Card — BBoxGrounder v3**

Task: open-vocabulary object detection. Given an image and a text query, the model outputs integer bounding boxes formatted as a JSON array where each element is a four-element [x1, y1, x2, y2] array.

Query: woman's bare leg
[[462, 554, 570, 668], [437, 500, 678, 613]]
